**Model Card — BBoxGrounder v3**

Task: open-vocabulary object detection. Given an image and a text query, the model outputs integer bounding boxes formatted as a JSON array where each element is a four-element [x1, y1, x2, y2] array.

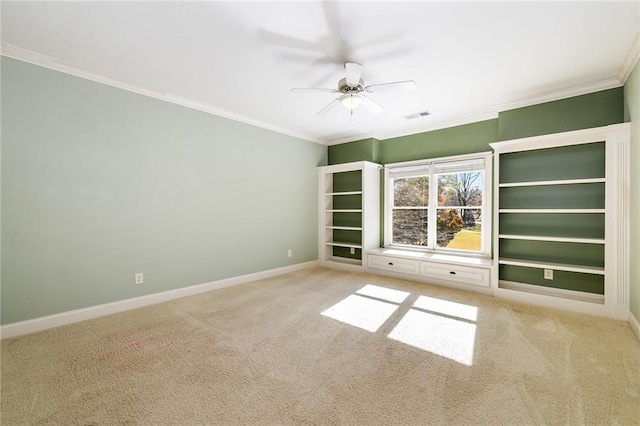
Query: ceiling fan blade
[[345, 62, 363, 87], [365, 80, 416, 93], [291, 88, 339, 93], [317, 98, 341, 115], [360, 95, 384, 114]]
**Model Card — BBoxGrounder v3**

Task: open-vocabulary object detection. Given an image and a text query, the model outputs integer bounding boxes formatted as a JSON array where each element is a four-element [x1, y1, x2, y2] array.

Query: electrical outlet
[[350, 247, 355, 255], [287, 249, 292, 258], [135, 272, 144, 285], [544, 269, 553, 280]]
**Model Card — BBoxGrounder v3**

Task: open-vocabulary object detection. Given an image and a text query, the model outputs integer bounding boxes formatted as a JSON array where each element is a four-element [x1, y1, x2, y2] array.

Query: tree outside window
[[436, 172, 482, 251]]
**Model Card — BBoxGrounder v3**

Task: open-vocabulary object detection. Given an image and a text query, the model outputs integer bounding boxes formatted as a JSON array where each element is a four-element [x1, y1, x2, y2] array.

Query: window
[[384, 153, 492, 255]]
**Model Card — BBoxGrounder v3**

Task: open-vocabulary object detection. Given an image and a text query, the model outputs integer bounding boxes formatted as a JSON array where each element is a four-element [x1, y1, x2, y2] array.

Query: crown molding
[[4, 38, 636, 149], [492, 78, 623, 113], [618, 32, 640, 84], [0, 43, 325, 146]]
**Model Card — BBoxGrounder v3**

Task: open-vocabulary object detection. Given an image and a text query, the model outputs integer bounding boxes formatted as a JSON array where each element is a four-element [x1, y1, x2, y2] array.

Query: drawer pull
[[449, 271, 456, 275], [388, 262, 394, 266]]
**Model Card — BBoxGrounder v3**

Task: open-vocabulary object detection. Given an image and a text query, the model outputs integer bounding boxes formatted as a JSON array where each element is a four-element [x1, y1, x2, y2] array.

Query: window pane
[[438, 172, 483, 207], [394, 177, 429, 207], [437, 208, 482, 251], [393, 209, 428, 246]]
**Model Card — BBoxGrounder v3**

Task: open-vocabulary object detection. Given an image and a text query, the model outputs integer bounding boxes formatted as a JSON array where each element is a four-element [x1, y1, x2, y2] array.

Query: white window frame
[[384, 152, 493, 257]]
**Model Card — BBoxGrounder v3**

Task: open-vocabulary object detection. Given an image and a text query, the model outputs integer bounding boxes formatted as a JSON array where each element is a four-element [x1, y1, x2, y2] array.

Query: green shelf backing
[[499, 264, 604, 295], [332, 170, 362, 193], [332, 229, 362, 244], [332, 246, 362, 260], [499, 183, 605, 209], [333, 194, 362, 210], [500, 142, 605, 183], [332, 212, 362, 228], [499, 213, 605, 239], [499, 239, 604, 268]]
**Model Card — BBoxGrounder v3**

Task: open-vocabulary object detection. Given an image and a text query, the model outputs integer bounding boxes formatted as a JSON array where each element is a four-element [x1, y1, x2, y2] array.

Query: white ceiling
[[2, 1, 639, 145]]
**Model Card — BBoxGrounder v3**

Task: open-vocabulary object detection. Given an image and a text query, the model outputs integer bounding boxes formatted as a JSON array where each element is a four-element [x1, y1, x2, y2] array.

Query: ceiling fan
[[291, 62, 416, 115]]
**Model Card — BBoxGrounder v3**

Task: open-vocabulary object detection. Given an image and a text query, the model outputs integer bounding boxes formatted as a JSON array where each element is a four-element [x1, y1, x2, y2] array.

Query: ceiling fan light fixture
[[340, 94, 362, 109]]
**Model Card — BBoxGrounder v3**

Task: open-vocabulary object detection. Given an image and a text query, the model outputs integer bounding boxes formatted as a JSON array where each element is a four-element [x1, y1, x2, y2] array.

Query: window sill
[[367, 247, 493, 269]]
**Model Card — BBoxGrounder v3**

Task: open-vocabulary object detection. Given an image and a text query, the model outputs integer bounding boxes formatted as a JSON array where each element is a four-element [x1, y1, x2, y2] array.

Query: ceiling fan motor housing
[[338, 77, 365, 93]]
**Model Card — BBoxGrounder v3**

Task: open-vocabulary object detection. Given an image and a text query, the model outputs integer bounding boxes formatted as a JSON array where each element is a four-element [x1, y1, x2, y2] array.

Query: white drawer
[[367, 254, 420, 276], [420, 261, 490, 287]]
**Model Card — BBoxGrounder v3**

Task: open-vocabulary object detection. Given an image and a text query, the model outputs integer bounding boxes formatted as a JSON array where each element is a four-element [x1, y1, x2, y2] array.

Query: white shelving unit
[[318, 161, 380, 271], [498, 209, 605, 214], [490, 123, 630, 319]]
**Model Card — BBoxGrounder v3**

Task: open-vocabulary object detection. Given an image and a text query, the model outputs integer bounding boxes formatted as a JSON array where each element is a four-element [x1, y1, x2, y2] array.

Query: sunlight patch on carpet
[[413, 295, 478, 322], [356, 284, 410, 304], [322, 285, 478, 365], [388, 309, 476, 366], [322, 294, 398, 332]]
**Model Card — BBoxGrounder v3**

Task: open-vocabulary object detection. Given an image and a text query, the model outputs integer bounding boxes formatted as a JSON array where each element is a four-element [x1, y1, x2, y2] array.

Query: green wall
[[624, 60, 640, 321], [378, 119, 498, 164], [1, 58, 327, 325], [328, 138, 379, 164], [328, 88, 624, 166], [498, 87, 624, 141]]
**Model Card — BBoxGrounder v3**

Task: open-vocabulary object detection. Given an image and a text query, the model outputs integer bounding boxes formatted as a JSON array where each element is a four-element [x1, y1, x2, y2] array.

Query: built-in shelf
[[491, 125, 631, 318], [498, 234, 605, 244], [327, 256, 362, 266], [325, 209, 362, 213], [498, 280, 605, 304], [499, 209, 605, 214], [326, 241, 362, 249], [498, 258, 605, 275], [325, 191, 363, 196], [318, 161, 380, 271], [499, 178, 605, 187]]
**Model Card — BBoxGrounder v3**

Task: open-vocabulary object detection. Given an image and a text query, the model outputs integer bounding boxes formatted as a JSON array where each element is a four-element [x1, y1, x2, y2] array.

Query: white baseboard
[[629, 311, 640, 342], [0, 261, 318, 339]]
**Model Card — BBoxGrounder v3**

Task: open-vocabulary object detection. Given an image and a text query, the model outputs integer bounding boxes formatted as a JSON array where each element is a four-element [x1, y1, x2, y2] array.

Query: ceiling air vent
[[404, 111, 431, 120]]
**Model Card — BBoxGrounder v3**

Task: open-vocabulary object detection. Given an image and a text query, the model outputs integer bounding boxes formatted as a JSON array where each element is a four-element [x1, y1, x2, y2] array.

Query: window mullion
[[384, 168, 392, 246], [427, 172, 438, 249]]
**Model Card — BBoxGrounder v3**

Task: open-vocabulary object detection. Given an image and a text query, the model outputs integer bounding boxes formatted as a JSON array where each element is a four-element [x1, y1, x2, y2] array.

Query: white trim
[[498, 209, 605, 214], [492, 79, 622, 113], [497, 280, 604, 305], [324, 260, 363, 272], [498, 235, 605, 245], [490, 123, 629, 154], [499, 178, 605, 187], [495, 286, 607, 317], [0, 261, 318, 339], [629, 311, 640, 342], [0, 43, 325, 146], [609, 124, 631, 320], [319, 160, 380, 174], [498, 258, 604, 275], [383, 151, 493, 169], [618, 32, 640, 84]]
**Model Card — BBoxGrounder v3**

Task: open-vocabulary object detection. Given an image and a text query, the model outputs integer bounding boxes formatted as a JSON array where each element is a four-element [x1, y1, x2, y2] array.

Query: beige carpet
[[2, 267, 639, 425]]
